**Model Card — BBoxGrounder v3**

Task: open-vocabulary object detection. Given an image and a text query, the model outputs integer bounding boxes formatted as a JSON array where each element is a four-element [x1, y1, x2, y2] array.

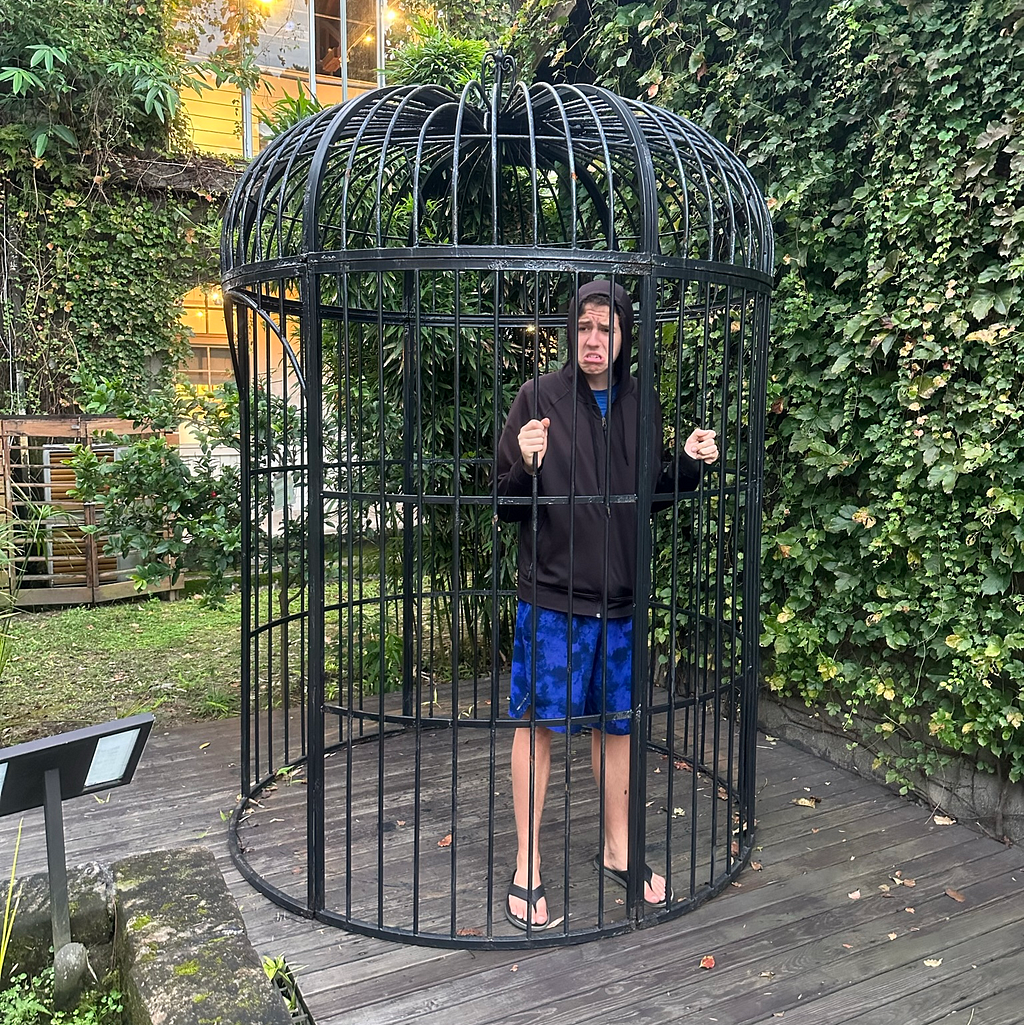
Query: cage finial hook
[[480, 50, 518, 111]]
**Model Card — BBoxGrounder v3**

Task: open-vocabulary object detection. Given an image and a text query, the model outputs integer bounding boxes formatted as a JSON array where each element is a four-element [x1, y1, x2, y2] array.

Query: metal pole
[[307, 0, 317, 99], [376, 0, 386, 87], [340, 0, 349, 103], [241, 88, 254, 159], [42, 767, 71, 951]]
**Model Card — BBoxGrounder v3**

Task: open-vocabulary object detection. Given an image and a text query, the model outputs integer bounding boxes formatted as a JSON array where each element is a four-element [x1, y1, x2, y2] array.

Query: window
[[315, 0, 379, 83], [187, 344, 234, 389], [182, 288, 233, 389]]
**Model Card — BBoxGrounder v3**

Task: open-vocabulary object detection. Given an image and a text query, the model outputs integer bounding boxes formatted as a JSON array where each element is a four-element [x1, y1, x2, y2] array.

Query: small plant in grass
[[0, 496, 68, 680]]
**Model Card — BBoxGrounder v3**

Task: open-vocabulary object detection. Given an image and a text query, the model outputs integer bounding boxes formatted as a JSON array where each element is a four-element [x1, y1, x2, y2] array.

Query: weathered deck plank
[[1, 715, 1022, 1025]]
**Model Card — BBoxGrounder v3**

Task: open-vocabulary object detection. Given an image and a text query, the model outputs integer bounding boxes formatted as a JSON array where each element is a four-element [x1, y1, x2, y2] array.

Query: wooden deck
[[2, 715, 1023, 1024]]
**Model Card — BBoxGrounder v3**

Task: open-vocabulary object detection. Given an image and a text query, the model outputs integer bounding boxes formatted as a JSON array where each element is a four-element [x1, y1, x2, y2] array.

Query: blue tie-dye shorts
[[508, 600, 633, 735]]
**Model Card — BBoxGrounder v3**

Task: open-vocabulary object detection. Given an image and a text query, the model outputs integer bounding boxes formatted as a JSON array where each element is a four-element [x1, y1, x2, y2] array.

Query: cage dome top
[[222, 53, 773, 285]]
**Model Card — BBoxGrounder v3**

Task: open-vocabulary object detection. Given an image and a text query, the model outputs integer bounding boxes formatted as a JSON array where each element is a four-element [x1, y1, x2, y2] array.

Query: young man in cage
[[495, 280, 720, 930]]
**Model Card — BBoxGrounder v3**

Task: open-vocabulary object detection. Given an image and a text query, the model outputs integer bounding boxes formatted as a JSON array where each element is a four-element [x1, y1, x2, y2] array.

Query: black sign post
[[0, 714, 154, 955]]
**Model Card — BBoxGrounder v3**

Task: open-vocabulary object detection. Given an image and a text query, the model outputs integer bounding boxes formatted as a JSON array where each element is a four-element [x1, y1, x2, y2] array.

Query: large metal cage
[[221, 54, 773, 948]]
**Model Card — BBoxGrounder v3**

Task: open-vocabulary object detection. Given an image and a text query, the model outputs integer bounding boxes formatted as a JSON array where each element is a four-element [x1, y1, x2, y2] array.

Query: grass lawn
[[0, 592, 243, 747]]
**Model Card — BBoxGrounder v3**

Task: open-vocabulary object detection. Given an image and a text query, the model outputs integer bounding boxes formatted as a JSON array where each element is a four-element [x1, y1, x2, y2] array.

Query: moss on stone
[[129, 914, 152, 931], [174, 958, 201, 976]]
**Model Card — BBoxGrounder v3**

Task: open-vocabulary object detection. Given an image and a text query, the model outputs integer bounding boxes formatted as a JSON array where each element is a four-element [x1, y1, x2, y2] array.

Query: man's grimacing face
[[576, 301, 623, 389]]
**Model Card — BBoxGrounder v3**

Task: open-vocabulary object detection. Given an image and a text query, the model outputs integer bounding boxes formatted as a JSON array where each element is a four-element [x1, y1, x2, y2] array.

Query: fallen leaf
[[793, 796, 820, 808], [759, 971, 775, 978], [888, 933, 897, 941], [510, 964, 519, 972], [903, 878, 916, 888], [199, 742, 210, 750], [945, 888, 966, 903], [699, 955, 716, 970], [456, 927, 482, 936], [438, 833, 452, 847], [615, 898, 625, 905], [879, 884, 891, 893], [717, 787, 730, 801], [675, 759, 693, 771], [751, 860, 763, 871], [396, 819, 406, 827], [842, 943, 853, 949], [923, 958, 943, 967], [673, 807, 686, 817], [933, 814, 956, 825], [905, 907, 915, 914], [848, 890, 861, 900], [811, 827, 820, 833], [773, 1014, 786, 1019]]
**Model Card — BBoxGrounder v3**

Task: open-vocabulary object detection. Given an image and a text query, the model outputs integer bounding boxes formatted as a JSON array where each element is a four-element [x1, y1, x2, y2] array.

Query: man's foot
[[506, 869, 548, 929], [595, 856, 672, 908]]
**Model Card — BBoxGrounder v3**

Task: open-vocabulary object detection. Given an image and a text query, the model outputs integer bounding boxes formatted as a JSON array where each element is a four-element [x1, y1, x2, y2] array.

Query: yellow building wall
[[182, 70, 358, 157]]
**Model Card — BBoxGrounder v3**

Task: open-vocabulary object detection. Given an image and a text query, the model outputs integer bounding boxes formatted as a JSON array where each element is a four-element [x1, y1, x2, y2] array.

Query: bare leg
[[509, 722, 551, 924], [592, 730, 667, 904]]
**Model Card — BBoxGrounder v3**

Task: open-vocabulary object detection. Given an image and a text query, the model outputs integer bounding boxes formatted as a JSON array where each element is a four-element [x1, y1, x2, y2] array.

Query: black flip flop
[[593, 855, 672, 908], [505, 873, 548, 930]]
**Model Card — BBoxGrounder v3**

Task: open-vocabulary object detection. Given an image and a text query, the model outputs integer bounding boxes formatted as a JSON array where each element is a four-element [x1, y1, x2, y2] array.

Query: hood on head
[[568, 279, 635, 384]]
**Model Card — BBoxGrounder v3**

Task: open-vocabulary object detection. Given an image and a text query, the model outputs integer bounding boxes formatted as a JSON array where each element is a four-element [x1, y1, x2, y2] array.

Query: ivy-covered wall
[[2, 179, 222, 412], [0, 0, 241, 413], [514, 0, 1024, 782]]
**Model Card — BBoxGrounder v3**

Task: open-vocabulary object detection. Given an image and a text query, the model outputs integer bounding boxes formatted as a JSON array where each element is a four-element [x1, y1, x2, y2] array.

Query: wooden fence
[[0, 416, 180, 607]]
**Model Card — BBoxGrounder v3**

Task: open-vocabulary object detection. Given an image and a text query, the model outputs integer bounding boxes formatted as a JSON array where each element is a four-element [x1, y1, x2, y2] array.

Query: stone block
[[1, 861, 114, 983], [112, 846, 291, 1025]]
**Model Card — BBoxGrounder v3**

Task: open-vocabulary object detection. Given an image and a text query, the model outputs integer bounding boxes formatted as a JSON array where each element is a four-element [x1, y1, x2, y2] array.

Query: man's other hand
[[519, 417, 551, 474], [684, 428, 719, 464]]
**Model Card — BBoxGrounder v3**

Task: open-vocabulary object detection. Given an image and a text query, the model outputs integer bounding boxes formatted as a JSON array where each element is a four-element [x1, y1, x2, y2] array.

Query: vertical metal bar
[[252, 303, 263, 787], [631, 269, 657, 922], [411, 268, 425, 934], [402, 269, 416, 718], [708, 283, 734, 873], [303, 265, 326, 915], [263, 304, 275, 775], [375, 269, 387, 931], [448, 270, 463, 938], [279, 284, 292, 765], [233, 306, 253, 799], [486, 267, 503, 936], [741, 291, 771, 817], [43, 768, 71, 952]]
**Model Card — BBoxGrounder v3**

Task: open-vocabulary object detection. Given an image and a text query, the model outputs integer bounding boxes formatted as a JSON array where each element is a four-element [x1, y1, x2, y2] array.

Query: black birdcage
[[221, 53, 773, 948]]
